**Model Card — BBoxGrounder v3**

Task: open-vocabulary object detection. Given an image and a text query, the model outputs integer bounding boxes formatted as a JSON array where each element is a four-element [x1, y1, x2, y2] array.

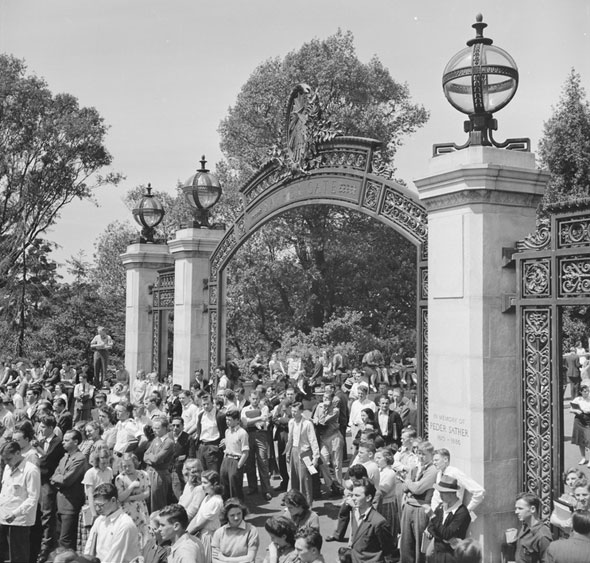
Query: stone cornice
[[168, 228, 225, 259], [121, 244, 174, 270], [415, 163, 549, 212]]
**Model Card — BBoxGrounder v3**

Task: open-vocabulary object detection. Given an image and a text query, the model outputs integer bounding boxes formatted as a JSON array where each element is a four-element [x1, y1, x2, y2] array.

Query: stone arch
[[208, 135, 430, 433]]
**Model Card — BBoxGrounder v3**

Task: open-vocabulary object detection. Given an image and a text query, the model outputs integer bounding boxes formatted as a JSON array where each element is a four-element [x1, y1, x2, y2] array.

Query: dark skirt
[[571, 416, 590, 447]]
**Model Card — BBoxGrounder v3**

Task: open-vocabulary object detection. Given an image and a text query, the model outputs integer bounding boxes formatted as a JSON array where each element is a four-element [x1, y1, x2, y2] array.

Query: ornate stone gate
[[207, 134, 430, 433], [514, 200, 590, 518]]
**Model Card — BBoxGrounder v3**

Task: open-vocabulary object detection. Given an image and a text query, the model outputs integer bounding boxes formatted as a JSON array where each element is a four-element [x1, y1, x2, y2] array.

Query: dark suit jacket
[[56, 411, 73, 435], [171, 430, 190, 462], [426, 503, 471, 556], [377, 410, 403, 447], [50, 449, 89, 513], [38, 435, 65, 483], [350, 507, 395, 563], [144, 434, 175, 471], [545, 534, 590, 563]]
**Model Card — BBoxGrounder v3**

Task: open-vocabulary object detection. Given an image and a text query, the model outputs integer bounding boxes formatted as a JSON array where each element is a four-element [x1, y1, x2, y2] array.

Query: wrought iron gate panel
[[151, 267, 175, 375], [515, 202, 590, 520]]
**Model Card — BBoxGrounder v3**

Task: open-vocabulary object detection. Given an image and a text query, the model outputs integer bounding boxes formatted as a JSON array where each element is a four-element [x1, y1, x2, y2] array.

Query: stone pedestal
[[121, 243, 174, 382], [168, 227, 225, 389], [415, 147, 549, 562]]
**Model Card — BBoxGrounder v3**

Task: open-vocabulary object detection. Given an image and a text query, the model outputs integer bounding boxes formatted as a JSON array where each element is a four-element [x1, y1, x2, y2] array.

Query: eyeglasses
[[171, 423, 182, 427]]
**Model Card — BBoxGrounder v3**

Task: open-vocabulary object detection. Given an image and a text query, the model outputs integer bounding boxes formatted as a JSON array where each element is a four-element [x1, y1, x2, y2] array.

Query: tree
[[218, 31, 427, 360], [0, 54, 121, 279], [0, 238, 60, 357], [89, 220, 136, 301], [538, 69, 590, 206]]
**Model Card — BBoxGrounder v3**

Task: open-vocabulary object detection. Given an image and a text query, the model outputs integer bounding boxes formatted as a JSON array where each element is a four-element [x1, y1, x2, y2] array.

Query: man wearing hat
[[425, 476, 471, 563]]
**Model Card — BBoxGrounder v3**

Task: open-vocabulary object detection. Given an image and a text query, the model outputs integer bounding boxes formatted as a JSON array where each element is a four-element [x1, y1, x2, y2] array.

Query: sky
[[1, 0, 589, 275]]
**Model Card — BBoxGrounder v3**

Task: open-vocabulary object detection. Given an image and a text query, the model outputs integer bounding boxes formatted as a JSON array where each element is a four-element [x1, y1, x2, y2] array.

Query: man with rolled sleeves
[[0, 440, 41, 563], [220, 408, 249, 500]]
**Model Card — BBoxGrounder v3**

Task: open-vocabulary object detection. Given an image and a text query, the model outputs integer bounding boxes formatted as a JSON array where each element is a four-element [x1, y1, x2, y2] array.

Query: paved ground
[[244, 476, 345, 563]]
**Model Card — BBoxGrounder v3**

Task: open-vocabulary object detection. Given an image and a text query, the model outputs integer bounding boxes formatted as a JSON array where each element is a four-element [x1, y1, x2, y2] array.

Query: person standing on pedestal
[[90, 326, 113, 389]]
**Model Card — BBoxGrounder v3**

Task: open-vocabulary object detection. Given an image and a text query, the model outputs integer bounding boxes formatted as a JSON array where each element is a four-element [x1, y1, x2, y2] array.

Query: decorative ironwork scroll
[[515, 204, 590, 522], [516, 216, 551, 251], [152, 267, 175, 375], [559, 256, 590, 297], [522, 259, 551, 298], [557, 214, 590, 248], [521, 308, 553, 519], [420, 308, 429, 437]]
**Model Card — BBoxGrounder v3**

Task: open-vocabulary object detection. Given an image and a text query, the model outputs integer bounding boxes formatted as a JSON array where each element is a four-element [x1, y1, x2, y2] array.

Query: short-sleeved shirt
[[224, 425, 249, 457]]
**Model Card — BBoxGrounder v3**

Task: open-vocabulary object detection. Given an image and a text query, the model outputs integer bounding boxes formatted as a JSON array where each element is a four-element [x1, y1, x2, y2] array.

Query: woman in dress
[[77, 445, 113, 552], [115, 452, 150, 547], [131, 369, 148, 406], [374, 447, 399, 540], [188, 470, 224, 563], [179, 458, 206, 521], [97, 406, 117, 452], [282, 489, 320, 532], [570, 381, 590, 465], [79, 421, 105, 461], [262, 516, 298, 563], [211, 498, 259, 563]]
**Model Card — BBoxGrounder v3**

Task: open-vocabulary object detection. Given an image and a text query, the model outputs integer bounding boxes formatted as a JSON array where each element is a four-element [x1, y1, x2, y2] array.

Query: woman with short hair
[[282, 489, 320, 532], [188, 470, 224, 563], [211, 498, 259, 563], [263, 516, 298, 563]]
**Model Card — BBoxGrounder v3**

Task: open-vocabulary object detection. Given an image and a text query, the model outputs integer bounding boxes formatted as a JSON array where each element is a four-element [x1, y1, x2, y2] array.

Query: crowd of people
[[0, 345, 589, 563]]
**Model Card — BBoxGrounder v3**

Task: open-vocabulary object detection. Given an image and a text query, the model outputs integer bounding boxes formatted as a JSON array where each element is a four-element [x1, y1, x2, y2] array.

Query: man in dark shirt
[[35, 414, 65, 562], [50, 429, 89, 550]]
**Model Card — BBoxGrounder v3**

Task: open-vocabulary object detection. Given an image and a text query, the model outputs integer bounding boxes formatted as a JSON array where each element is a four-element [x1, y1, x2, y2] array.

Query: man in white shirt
[[84, 482, 140, 563], [429, 448, 485, 519], [159, 503, 205, 563], [0, 440, 41, 563], [241, 391, 272, 500]]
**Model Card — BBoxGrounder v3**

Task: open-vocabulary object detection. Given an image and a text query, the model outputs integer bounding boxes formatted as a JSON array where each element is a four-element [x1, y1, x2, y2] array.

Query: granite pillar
[[415, 146, 549, 561]]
